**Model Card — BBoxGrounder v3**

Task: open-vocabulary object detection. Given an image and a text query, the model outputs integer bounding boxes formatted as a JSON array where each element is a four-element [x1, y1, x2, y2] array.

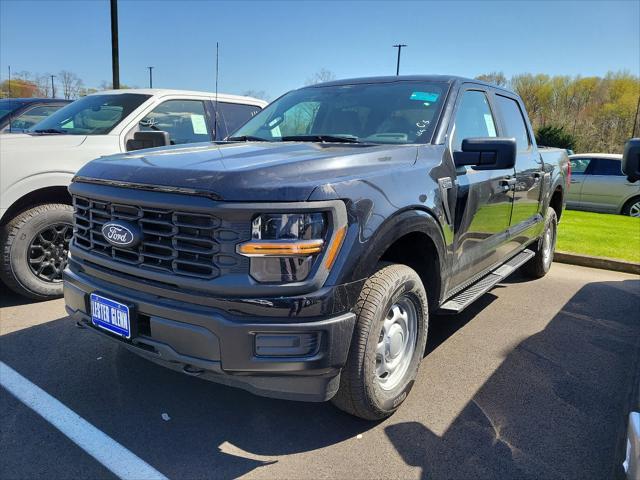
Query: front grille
[[73, 195, 247, 280]]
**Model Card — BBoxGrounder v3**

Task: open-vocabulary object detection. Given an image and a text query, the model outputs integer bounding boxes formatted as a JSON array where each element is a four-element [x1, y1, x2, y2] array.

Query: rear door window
[[495, 95, 531, 152], [139, 100, 211, 145], [218, 102, 261, 136]]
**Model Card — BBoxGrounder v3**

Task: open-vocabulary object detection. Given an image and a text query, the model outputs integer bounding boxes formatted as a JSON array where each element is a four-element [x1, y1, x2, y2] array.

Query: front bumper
[[64, 266, 357, 402]]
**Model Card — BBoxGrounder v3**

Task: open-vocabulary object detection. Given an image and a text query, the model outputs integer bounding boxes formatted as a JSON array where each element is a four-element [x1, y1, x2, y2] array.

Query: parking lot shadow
[[386, 278, 640, 480]]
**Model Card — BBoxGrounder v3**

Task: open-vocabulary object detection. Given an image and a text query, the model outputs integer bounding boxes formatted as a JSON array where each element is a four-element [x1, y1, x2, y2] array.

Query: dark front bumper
[[64, 266, 357, 402]]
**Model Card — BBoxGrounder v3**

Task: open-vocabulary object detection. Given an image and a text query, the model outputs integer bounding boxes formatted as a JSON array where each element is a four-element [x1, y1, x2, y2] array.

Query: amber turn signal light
[[324, 226, 347, 269], [238, 239, 324, 256]]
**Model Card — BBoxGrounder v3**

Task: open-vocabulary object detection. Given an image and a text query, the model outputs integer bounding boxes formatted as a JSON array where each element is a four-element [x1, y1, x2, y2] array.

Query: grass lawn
[[557, 209, 640, 263]]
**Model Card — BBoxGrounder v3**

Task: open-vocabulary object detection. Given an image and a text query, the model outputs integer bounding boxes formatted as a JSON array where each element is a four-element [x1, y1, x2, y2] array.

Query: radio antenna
[[214, 41, 219, 140]]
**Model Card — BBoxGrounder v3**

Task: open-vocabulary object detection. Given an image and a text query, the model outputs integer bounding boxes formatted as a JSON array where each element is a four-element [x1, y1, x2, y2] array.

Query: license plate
[[90, 293, 131, 339]]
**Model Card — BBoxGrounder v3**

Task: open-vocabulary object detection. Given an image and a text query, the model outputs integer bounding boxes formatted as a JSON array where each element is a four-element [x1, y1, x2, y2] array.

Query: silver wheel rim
[[542, 220, 555, 268], [376, 296, 418, 391], [629, 201, 640, 217]]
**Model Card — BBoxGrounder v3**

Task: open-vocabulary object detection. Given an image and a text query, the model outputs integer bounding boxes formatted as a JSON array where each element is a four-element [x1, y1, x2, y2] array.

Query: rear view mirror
[[126, 131, 170, 151], [622, 138, 640, 183], [454, 137, 516, 170]]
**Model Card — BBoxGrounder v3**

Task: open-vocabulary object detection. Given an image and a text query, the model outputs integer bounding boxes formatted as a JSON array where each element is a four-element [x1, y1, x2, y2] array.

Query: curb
[[554, 251, 640, 275]]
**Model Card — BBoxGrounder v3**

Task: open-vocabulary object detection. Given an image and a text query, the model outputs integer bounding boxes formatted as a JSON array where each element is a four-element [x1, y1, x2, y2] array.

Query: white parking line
[[0, 361, 168, 480]]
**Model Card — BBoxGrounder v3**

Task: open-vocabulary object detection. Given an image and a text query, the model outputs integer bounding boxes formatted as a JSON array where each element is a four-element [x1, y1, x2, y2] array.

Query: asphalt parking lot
[[1, 262, 639, 480]]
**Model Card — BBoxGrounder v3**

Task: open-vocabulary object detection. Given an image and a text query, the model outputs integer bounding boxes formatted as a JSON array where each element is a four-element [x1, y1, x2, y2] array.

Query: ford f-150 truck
[[0, 89, 266, 299], [64, 76, 569, 420]]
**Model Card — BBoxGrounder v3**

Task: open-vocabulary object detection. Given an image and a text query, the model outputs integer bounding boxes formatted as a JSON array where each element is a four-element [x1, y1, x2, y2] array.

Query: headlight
[[237, 212, 344, 283]]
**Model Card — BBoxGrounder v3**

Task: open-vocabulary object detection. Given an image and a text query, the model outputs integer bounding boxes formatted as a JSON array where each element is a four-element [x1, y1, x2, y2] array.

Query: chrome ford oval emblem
[[101, 221, 141, 248]]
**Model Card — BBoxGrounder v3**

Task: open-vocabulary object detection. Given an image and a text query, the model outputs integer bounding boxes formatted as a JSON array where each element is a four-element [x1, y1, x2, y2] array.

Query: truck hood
[[0, 133, 87, 151], [74, 141, 419, 201]]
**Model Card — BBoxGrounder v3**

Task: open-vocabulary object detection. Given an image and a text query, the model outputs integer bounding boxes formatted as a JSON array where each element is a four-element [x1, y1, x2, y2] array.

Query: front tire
[[332, 263, 428, 420], [0, 204, 74, 300], [521, 208, 557, 279]]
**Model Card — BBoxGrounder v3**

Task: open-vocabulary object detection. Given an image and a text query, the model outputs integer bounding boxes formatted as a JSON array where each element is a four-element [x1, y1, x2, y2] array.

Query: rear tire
[[521, 208, 557, 279], [622, 197, 640, 217], [0, 204, 73, 300], [332, 263, 428, 420]]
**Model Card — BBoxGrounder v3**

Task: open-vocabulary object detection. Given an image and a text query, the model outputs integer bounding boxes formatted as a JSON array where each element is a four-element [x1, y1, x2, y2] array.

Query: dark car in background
[[0, 98, 71, 133], [567, 153, 640, 217]]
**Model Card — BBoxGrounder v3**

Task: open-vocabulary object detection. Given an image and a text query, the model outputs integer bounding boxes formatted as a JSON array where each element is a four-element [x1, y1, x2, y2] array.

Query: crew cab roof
[[89, 89, 268, 106], [307, 75, 517, 95]]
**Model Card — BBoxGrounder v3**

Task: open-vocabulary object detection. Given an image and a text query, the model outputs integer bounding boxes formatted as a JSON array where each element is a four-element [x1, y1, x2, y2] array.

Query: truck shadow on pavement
[[1, 276, 638, 479], [387, 277, 640, 480]]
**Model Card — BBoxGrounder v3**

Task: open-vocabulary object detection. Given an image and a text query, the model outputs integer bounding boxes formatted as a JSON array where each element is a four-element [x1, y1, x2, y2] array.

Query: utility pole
[[110, 0, 120, 89], [633, 94, 640, 138], [147, 66, 154, 88], [393, 44, 407, 76], [7, 65, 10, 97], [50, 75, 56, 98]]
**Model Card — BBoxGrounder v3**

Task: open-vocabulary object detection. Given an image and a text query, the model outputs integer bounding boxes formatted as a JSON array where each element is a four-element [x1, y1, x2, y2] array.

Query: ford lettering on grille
[[101, 221, 141, 248]]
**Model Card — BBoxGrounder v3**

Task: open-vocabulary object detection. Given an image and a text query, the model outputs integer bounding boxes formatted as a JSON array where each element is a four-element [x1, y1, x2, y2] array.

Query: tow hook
[[183, 365, 205, 376], [75, 321, 86, 329]]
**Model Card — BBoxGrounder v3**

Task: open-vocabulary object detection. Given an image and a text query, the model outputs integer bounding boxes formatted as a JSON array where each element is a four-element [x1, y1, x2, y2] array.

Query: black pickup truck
[[64, 75, 569, 420]]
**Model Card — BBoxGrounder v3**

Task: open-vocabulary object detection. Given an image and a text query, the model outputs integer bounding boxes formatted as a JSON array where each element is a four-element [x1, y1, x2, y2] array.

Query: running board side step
[[438, 249, 535, 314]]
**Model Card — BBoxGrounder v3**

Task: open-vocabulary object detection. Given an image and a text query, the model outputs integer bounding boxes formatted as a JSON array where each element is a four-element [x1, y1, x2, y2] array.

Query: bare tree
[[475, 71, 508, 88], [305, 68, 336, 86], [34, 74, 52, 97], [59, 70, 84, 99], [242, 90, 270, 101]]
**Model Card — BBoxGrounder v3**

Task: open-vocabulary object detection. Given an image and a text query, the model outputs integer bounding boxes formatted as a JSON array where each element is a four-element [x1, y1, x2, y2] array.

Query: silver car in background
[[567, 154, 640, 217]]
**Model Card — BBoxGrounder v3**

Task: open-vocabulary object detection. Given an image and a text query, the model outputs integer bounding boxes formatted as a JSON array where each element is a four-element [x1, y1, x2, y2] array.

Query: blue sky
[[1, 0, 639, 99]]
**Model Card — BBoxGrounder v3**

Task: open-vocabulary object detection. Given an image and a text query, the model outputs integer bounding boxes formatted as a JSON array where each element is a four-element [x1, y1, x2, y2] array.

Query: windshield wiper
[[281, 135, 361, 144], [32, 128, 67, 134], [226, 135, 270, 142]]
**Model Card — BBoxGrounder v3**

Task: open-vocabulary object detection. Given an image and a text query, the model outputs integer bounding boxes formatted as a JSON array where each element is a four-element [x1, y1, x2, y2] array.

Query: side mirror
[[622, 138, 640, 183], [126, 131, 170, 151], [453, 137, 516, 170]]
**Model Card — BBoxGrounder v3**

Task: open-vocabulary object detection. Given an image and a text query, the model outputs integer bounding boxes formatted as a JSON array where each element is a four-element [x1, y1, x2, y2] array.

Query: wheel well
[[1, 186, 72, 225], [622, 195, 640, 214], [550, 187, 563, 221], [379, 231, 441, 310]]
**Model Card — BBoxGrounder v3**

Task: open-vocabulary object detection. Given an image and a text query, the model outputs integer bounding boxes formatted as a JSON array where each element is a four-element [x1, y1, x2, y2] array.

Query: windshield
[[231, 81, 448, 144], [30, 93, 151, 135], [0, 100, 26, 121]]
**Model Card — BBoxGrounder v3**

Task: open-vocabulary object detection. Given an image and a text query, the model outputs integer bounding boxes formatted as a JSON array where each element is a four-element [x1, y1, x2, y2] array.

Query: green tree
[[535, 125, 576, 150]]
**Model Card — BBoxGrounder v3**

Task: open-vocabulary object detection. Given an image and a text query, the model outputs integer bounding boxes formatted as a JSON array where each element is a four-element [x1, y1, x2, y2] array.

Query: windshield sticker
[[483, 113, 497, 137], [190, 114, 208, 135], [410, 91, 440, 102]]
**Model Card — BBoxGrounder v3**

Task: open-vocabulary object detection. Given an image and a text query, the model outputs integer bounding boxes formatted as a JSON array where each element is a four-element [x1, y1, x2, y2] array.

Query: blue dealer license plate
[[90, 293, 131, 338]]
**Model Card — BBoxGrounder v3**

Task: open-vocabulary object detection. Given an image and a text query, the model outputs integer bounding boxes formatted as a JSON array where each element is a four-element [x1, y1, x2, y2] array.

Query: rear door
[[448, 87, 515, 287], [494, 93, 543, 242], [580, 158, 630, 213]]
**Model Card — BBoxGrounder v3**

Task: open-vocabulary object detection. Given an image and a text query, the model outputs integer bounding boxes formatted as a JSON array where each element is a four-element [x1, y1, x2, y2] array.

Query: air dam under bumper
[[64, 269, 356, 402]]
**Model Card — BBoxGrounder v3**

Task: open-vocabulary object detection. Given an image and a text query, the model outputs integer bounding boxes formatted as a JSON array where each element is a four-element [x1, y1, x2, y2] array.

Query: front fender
[[0, 171, 74, 222], [327, 207, 447, 303]]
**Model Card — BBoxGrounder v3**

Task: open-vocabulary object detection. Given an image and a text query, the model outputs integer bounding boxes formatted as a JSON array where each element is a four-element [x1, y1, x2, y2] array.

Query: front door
[[448, 88, 515, 287]]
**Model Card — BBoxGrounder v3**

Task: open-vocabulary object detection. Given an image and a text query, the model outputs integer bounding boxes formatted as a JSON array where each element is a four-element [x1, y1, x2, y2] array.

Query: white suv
[[0, 89, 267, 299]]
